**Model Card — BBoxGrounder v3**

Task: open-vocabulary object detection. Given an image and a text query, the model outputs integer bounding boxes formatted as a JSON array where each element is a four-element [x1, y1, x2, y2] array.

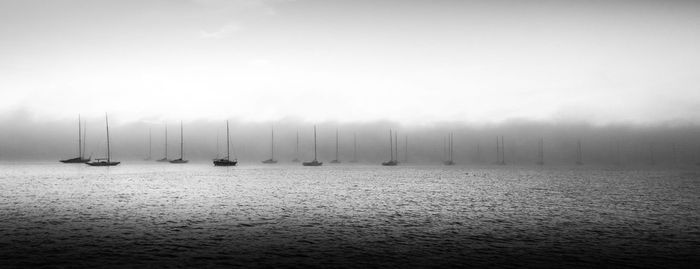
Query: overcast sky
[[1, 0, 699, 125]]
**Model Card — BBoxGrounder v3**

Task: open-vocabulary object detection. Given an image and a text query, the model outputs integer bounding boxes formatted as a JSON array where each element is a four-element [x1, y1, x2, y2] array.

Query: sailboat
[[303, 125, 322, 166], [169, 121, 188, 163], [214, 120, 238, 166], [330, 129, 341, 163], [536, 137, 544, 165], [350, 132, 358, 163], [157, 124, 169, 162], [262, 127, 277, 164], [382, 129, 398, 166], [61, 114, 90, 163], [443, 133, 455, 165], [86, 113, 120, 166], [292, 130, 300, 162]]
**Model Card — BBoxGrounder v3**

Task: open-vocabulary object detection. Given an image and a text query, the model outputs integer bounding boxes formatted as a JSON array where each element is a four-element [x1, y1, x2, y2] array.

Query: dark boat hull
[[86, 161, 120, 166], [302, 160, 322, 166], [60, 157, 90, 163], [443, 161, 455, 165], [213, 159, 237, 166], [262, 159, 277, 164], [382, 160, 398, 166], [169, 159, 189, 164], [156, 158, 170, 162]]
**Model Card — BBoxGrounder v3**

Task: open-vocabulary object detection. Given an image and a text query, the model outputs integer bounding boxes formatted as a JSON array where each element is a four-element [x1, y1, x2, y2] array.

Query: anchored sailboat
[[330, 129, 341, 163], [86, 113, 119, 166], [262, 127, 277, 164], [214, 120, 237, 166], [382, 129, 398, 166], [157, 124, 169, 162], [170, 121, 188, 163], [303, 125, 322, 166], [61, 114, 90, 163]]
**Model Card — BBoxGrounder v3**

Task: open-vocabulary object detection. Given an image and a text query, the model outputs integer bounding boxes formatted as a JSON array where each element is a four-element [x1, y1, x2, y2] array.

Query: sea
[[0, 162, 699, 268]]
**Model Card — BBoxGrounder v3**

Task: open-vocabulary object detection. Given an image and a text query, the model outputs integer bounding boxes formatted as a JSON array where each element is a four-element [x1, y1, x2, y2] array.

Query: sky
[[1, 0, 700, 125]]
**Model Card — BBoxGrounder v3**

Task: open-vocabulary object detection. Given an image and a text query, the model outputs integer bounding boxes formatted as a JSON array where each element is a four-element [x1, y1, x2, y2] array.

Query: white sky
[[1, 0, 699, 125]]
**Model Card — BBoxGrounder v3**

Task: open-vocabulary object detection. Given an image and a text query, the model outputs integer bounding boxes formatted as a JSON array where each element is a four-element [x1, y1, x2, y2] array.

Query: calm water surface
[[1, 162, 699, 268]]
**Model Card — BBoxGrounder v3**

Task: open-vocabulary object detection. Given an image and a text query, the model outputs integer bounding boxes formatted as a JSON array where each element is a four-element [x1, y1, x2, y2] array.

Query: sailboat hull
[[262, 159, 277, 164], [330, 160, 341, 164], [303, 160, 322, 166], [443, 161, 455, 165], [86, 161, 120, 166], [169, 159, 189, 164], [60, 157, 90, 163], [213, 159, 237, 166], [382, 161, 398, 166], [156, 158, 170, 162]]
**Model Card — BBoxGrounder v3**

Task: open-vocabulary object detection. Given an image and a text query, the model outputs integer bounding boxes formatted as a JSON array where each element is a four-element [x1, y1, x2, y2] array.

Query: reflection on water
[[1, 163, 699, 267]]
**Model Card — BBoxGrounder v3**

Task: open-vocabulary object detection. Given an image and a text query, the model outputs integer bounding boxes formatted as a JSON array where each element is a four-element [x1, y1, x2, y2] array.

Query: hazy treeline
[[1, 112, 699, 165]]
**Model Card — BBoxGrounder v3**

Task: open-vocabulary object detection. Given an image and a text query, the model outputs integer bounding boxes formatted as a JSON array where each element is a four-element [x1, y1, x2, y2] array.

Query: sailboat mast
[[313, 125, 318, 161], [226, 120, 230, 160], [404, 135, 408, 163], [389, 130, 393, 161], [577, 140, 583, 164], [78, 114, 82, 159], [105, 113, 110, 163], [501, 136, 505, 164], [496, 136, 500, 163], [164, 124, 168, 159], [450, 133, 454, 162], [148, 128, 152, 159], [296, 131, 300, 160], [83, 120, 87, 158], [180, 121, 184, 159], [394, 131, 398, 162], [353, 133, 357, 161]]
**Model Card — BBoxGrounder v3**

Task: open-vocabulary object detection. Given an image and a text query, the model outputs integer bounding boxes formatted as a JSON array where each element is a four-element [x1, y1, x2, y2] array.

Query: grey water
[[1, 163, 699, 268]]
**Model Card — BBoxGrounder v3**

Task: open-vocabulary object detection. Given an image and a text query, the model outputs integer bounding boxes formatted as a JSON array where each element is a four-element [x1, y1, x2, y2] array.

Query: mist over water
[[1, 111, 699, 166]]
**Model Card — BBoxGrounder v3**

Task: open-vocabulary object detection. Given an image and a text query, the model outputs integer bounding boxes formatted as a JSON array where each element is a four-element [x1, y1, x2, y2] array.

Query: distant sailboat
[[157, 124, 169, 162], [292, 130, 300, 162], [262, 127, 277, 164], [213, 120, 237, 166], [330, 129, 341, 163], [303, 125, 322, 166], [86, 113, 120, 166], [382, 129, 398, 166], [169, 121, 188, 163], [443, 133, 455, 165], [350, 132, 358, 163], [536, 137, 544, 165], [61, 114, 90, 163]]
